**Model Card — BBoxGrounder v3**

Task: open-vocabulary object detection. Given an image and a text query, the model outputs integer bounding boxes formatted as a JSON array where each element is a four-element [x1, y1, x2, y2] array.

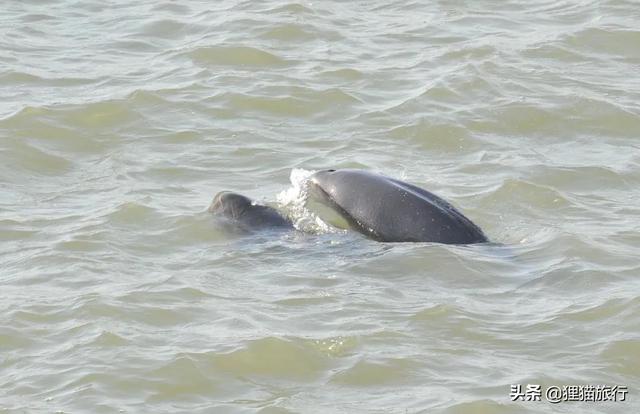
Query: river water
[[1, 1, 639, 413]]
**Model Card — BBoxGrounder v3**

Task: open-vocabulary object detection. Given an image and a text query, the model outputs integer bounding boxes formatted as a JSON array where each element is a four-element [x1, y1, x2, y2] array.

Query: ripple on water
[[72, 294, 194, 328], [523, 42, 595, 64], [161, 214, 229, 245], [2, 0, 640, 412], [318, 67, 365, 81], [0, 220, 39, 242], [557, 296, 640, 326], [330, 358, 417, 387], [563, 97, 640, 138], [264, 2, 315, 16], [55, 238, 108, 253], [474, 103, 564, 136], [138, 18, 190, 40], [565, 27, 640, 59], [260, 23, 316, 42], [2, 99, 143, 134], [0, 71, 94, 85], [106, 202, 160, 227], [146, 355, 217, 402], [0, 327, 35, 350], [222, 87, 361, 119], [89, 330, 129, 347], [187, 46, 289, 68], [387, 120, 481, 153], [438, 400, 536, 414], [212, 337, 330, 379], [150, 2, 192, 15], [478, 178, 571, 213], [0, 137, 74, 175], [599, 338, 640, 377]]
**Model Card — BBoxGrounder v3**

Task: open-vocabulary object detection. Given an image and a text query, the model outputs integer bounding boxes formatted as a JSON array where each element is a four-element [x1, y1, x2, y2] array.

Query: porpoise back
[[309, 169, 487, 244]]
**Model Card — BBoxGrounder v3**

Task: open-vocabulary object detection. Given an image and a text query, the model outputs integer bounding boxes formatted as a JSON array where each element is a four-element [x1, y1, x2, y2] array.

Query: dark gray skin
[[309, 169, 487, 244], [209, 191, 293, 232]]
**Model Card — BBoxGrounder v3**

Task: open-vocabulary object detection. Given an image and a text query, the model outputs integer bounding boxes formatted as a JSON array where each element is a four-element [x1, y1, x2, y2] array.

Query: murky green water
[[1, 1, 639, 413]]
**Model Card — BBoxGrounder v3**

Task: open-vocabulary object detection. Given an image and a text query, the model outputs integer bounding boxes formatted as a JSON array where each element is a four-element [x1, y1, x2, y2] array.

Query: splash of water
[[276, 168, 335, 234]]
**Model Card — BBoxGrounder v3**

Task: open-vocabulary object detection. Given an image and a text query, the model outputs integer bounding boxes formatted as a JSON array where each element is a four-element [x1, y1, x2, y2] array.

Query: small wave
[[161, 213, 229, 245], [564, 27, 640, 59], [106, 202, 159, 226], [0, 220, 38, 242], [3, 98, 143, 132], [138, 18, 190, 40], [146, 355, 216, 401], [0, 326, 35, 350], [599, 337, 640, 376], [89, 330, 128, 347], [522, 43, 592, 63], [260, 23, 315, 42], [329, 358, 415, 386], [319, 68, 365, 81], [150, 2, 192, 15], [187, 45, 288, 67], [264, 3, 315, 16], [557, 296, 639, 324], [211, 336, 330, 379], [387, 120, 481, 153], [0, 136, 73, 176], [21, 13, 56, 23], [311, 335, 359, 357], [479, 178, 571, 210], [107, 39, 159, 53], [55, 239, 106, 253], [222, 87, 361, 118], [436, 400, 517, 414], [225, 93, 313, 117]]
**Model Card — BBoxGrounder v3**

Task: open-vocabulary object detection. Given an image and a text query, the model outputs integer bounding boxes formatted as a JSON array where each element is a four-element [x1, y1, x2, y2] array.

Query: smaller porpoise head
[[209, 191, 293, 231], [209, 191, 254, 218]]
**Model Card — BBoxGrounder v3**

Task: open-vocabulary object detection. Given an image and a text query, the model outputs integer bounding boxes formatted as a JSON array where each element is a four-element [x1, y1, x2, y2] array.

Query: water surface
[[1, 1, 639, 413]]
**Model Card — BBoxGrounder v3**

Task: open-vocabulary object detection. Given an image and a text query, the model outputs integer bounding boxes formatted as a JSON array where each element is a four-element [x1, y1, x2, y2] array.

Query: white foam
[[276, 168, 335, 234]]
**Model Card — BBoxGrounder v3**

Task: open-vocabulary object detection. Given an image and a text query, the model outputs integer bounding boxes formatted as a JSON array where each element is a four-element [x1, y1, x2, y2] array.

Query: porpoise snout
[[309, 169, 336, 187]]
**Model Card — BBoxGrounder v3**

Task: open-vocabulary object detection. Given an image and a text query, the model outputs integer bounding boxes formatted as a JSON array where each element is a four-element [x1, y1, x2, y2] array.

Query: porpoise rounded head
[[209, 191, 293, 230], [308, 169, 488, 244], [309, 169, 339, 203], [209, 191, 253, 219]]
